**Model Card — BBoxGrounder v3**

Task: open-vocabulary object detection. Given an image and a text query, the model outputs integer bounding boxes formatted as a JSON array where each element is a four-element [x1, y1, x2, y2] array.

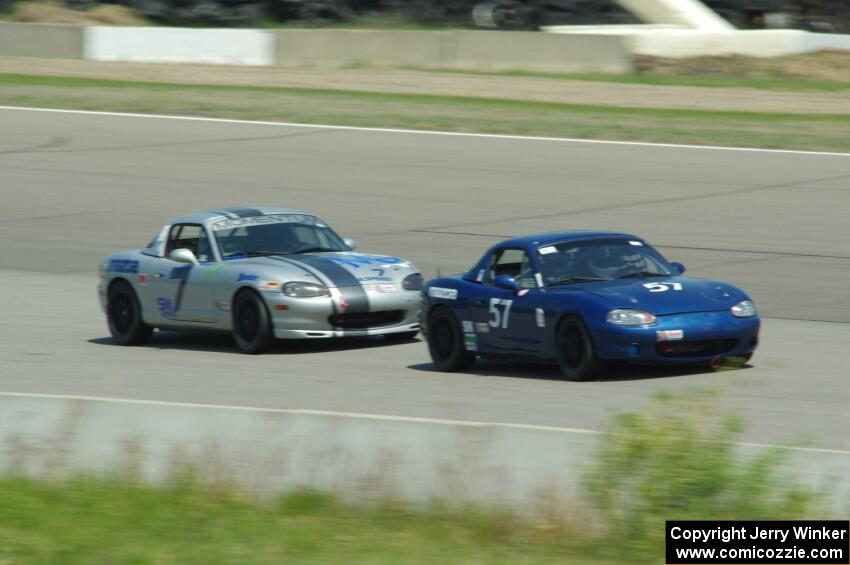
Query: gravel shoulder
[[1, 56, 848, 115]]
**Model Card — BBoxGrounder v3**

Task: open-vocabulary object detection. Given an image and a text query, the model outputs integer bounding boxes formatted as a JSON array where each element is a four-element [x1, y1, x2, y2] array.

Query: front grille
[[656, 339, 738, 358], [329, 310, 405, 330]]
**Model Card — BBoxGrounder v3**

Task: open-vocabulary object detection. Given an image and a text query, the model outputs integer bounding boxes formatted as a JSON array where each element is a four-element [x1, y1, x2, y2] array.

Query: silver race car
[[98, 207, 422, 353]]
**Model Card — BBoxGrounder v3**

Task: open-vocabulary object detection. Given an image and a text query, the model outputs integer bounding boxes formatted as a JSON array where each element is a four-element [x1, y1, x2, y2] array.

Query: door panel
[[470, 287, 540, 353]]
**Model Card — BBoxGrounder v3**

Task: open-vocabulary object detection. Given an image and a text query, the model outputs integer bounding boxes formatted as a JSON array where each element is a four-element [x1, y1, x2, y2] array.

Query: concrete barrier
[[83, 26, 275, 65], [616, 0, 733, 30], [274, 29, 633, 73], [545, 26, 850, 58], [451, 30, 632, 73], [0, 22, 84, 59], [1, 393, 848, 514], [275, 29, 449, 68]]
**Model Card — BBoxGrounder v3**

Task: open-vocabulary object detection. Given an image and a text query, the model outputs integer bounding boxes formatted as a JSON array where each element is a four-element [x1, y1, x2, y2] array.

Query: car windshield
[[211, 214, 349, 259], [537, 238, 674, 285]]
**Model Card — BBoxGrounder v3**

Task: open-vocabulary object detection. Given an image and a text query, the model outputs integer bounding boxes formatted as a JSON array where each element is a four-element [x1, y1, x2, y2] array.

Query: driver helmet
[[585, 245, 646, 278]]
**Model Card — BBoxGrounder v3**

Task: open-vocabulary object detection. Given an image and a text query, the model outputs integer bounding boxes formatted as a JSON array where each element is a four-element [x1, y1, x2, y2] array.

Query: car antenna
[[436, 266, 442, 277]]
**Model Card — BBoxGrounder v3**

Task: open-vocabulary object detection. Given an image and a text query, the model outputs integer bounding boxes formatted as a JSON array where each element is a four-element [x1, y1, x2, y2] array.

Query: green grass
[[584, 390, 819, 562], [1, 73, 849, 152], [0, 478, 602, 564], [0, 391, 822, 564], [404, 66, 850, 92]]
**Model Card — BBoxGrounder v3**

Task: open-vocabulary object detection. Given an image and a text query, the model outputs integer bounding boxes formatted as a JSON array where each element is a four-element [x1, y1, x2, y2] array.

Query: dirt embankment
[[637, 50, 850, 83], [3, 1, 146, 25]]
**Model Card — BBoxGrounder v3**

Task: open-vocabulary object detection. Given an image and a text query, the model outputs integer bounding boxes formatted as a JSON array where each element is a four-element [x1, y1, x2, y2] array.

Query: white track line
[[3, 391, 848, 456], [2, 105, 849, 158]]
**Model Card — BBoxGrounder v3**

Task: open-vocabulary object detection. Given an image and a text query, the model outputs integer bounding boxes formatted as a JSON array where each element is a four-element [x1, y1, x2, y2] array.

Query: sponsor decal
[[203, 263, 227, 280], [462, 321, 474, 333], [375, 283, 397, 293], [137, 273, 148, 285], [338, 292, 348, 311], [474, 322, 489, 334], [534, 273, 543, 287], [215, 300, 231, 311], [535, 308, 545, 328], [328, 254, 402, 269], [517, 289, 530, 297], [656, 329, 684, 341], [237, 273, 259, 282], [476, 269, 485, 282], [211, 213, 318, 231], [538, 245, 557, 255], [463, 333, 478, 352], [257, 281, 281, 291], [156, 297, 176, 317], [428, 287, 458, 300], [108, 259, 139, 274], [359, 276, 393, 282], [628, 240, 644, 246]]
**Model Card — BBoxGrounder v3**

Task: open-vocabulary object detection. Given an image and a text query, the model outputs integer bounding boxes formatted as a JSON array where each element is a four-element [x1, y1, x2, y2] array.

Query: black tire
[[232, 290, 275, 354], [554, 316, 602, 381], [107, 280, 153, 346], [385, 330, 419, 342], [426, 308, 475, 372]]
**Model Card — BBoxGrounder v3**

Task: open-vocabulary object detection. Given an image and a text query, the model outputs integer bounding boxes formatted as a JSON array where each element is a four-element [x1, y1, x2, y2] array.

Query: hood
[[552, 276, 748, 316], [249, 251, 416, 288]]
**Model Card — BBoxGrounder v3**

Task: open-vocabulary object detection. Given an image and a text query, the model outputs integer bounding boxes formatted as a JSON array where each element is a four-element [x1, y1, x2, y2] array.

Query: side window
[[165, 224, 214, 263], [489, 249, 537, 289]]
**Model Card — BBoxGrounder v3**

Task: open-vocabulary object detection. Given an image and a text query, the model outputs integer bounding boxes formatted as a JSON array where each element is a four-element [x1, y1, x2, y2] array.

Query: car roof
[[496, 230, 639, 248], [166, 207, 315, 226]]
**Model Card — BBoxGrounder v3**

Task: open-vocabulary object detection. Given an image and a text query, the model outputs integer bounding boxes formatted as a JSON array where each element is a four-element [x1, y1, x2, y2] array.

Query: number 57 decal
[[643, 282, 683, 292], [489, 298, 513, 328]]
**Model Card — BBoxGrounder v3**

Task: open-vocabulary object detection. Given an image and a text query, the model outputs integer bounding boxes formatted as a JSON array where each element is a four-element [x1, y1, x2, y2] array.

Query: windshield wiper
[[222, 250, 281, 259], [292, 246, 339, 254], [548, 276, 608, 286], [617, 271, 670, 279]]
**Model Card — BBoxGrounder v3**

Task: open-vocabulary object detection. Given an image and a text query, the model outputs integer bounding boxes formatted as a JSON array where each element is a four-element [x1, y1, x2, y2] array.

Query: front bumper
[[263, 286, 421, 339], [591, 311, 760, 363]]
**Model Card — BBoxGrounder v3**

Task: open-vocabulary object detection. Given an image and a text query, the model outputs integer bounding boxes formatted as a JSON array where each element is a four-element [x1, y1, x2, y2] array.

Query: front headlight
[[402, 273, 423, 291], [283, 281, 329, 298], [607, 309, 657, 326], [731, 300, 757, 318]]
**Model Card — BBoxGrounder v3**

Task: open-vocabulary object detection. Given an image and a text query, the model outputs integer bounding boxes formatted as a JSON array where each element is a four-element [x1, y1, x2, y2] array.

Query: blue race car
[[421, 231, 759, 380]]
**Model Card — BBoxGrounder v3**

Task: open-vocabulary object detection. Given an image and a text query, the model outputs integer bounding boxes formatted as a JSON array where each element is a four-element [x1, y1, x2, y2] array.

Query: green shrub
[[583, 390, 817, 561]]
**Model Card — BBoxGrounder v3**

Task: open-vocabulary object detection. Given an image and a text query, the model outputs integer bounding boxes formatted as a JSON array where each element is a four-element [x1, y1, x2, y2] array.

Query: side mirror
[[671, 261, 686, 274], [168, 248, 198, 265], [493, 274, 519, 291], [343, 237, 357, 250]]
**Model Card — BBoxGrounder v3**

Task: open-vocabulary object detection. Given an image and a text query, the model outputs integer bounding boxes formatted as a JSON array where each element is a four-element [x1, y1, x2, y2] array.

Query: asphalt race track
[[1, 107, 849, 450]]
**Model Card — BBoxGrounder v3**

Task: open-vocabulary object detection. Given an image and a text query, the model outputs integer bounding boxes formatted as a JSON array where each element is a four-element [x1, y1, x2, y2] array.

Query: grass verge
[[0, 391, 821, 564], [2, 73, 849, 152], [406, 66, 850, 92], [0, 478, 602, 564]]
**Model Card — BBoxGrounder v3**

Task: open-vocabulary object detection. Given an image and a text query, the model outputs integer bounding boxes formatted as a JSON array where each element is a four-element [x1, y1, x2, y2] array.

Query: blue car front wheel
[[555, 316, 602, 381], [427, 307, 475, 372]]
